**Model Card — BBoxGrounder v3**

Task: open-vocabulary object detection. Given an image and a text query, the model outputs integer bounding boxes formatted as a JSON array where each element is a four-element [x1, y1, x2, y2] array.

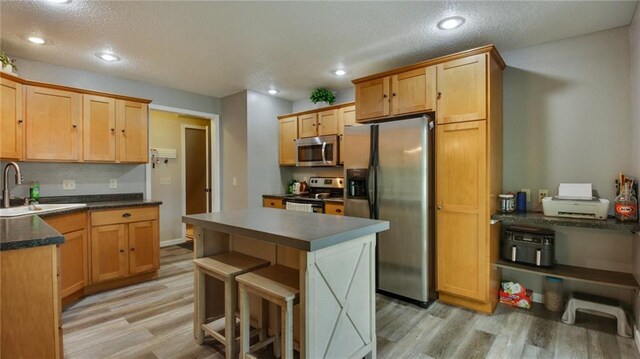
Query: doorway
[[183, 125, 210, 241]]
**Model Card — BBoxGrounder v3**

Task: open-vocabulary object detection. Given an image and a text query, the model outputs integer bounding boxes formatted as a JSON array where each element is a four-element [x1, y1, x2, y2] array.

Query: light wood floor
[[62, 245, 639, 359]]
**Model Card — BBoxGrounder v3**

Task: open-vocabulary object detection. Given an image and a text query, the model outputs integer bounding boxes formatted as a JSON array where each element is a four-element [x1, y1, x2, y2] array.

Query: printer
[[542, 183, 610, 220]]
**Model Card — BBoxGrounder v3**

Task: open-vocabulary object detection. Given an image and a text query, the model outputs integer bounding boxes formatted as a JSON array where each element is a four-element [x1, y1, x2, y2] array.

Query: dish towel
[[285, 202, 314, 213]]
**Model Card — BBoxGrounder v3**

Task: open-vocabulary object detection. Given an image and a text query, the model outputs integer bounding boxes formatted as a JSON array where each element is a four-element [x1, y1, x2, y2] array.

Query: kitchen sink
[[0, 203, 86, 218]]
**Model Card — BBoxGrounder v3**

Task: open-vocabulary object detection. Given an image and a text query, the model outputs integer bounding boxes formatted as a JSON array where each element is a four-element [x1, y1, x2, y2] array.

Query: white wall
[[0, 57, 221, 200]]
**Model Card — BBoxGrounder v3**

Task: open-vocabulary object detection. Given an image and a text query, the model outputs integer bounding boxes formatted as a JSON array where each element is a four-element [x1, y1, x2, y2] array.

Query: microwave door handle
[[321, 141, 327, 163]]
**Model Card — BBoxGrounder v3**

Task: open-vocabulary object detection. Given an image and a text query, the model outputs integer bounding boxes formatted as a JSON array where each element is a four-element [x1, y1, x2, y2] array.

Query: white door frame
[[181, 124, 210, 240], [146, 104, 220, 243]]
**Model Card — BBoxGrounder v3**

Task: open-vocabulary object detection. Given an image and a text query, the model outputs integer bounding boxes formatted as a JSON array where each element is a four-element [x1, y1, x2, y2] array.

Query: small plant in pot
[[309, 88, 336, 108], [0, 52, 17, 73]]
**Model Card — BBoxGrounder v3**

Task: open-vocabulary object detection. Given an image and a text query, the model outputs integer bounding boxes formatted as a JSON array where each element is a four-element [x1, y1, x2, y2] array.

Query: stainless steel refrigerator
[[344, 115, 435, 307]]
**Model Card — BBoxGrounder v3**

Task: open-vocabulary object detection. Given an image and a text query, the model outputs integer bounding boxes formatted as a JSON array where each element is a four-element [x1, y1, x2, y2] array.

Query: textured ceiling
[[1, 1, 637, 101]]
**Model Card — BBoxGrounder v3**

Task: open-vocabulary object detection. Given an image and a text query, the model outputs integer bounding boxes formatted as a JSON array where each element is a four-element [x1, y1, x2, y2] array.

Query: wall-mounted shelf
[[492, 212, 638, 232], [496, 259, 639, 290]]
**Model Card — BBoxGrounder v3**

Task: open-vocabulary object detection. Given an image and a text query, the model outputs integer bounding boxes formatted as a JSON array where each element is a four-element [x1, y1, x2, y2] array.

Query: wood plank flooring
[[62, 245, 639, 358]]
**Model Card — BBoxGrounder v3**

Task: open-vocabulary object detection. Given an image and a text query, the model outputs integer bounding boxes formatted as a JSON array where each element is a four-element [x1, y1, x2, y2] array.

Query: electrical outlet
[[521, 189, 531, 202], [160, 177, 171, 185], [538, 189, 548, 203], [63, 180, 76, 190], [110, 179, 118, 189]]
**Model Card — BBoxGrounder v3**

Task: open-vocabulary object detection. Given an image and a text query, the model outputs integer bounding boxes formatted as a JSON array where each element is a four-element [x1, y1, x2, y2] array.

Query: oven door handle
[[321, 141, 327, 163]]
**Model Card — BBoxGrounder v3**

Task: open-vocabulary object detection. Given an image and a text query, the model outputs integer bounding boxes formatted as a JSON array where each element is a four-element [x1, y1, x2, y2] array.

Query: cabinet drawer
[[263, 198, 284, 209], [91, 206, 158, 226], [324, 202, 344, 216], [45, 212, 86, 234]]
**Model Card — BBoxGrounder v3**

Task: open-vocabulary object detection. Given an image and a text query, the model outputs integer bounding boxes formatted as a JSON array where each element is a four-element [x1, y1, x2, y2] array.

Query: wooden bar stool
[[193, 252, 270, 359], [237, 264, 300, 359]]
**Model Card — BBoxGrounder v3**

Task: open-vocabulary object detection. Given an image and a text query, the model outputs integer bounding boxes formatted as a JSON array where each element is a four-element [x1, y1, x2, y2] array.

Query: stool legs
[[281, 300, 294, 359], [224, 279, 237, 359], [239, 283, 251, 358], [259, 299, 269, 343], [274, 306, 281, 358], [194, 265, 205, 344]]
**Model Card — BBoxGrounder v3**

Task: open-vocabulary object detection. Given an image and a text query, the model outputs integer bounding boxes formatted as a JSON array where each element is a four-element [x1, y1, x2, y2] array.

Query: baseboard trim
[[634, 325, 640, 354], [160, 238, 186, 247]]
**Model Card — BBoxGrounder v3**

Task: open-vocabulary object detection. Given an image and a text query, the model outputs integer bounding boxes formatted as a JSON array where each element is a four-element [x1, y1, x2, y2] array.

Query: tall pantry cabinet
[[435, 48, 504, 314]]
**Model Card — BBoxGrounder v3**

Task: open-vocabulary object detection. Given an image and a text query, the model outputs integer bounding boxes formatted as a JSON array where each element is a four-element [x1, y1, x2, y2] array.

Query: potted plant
[[0, 52, 9, 72], [309, 88, 336, 108]]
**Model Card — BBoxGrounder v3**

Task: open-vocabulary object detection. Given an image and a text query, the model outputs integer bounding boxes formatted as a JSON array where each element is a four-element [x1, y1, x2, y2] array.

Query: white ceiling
[[1, 1, 637, 101]]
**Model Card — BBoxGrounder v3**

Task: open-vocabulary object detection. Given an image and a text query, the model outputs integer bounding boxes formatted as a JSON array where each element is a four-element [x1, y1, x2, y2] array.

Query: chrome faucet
[[2, 162, 23, 208]]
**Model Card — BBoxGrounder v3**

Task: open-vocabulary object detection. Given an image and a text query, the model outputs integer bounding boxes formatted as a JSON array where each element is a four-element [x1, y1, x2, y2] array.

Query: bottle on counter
[[615, 182, 637, 222], [543, 276, 564, 312], [30, 181, 40, 202]]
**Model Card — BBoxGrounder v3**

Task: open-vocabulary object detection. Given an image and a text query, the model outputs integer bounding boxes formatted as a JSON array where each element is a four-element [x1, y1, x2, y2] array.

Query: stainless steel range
[[283, 177, 344, 213]]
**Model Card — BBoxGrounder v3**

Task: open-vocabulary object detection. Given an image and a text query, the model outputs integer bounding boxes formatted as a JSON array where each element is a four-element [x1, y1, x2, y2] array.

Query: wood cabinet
[[0, 77, 23, 160], [84, 95, 116, 162], [263, 197, 285, 209], [116, 100, 149, 163], [279, 116, 297, 166], [337, 105, 356, 165], [298, 113, 318, 138], [354, 67, 436, 122], [436, 121, 487, 301], [317, 109, 339, 135], [355, 77, 389, 121], [324, 202, 344, 216], [90, 206, 159, 284], [1, 245, 62, 359], [44, 212, 88, 304], [436, 54, 487, 124], [25, 86, 82, 161]]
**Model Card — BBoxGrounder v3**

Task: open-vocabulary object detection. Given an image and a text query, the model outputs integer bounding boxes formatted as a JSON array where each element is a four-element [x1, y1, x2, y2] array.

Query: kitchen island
[[183, 208, 389, 359]]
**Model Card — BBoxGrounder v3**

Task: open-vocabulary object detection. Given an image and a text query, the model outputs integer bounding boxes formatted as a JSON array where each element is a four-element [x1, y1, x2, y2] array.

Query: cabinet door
[[128, 221, 159, 275], [324, 202, 344, 216], [116, 100, 148, 163], [298, 113, 318, 138], [279, 116, 297, 166], [0, 78, 23, 160], [59, 229, 87, 298], [263, 198, 284, 209], [91, 224, 128, 283], [25, 86, 82, 161], [83, 95, 116, 162], [355, 77, 389, 121], [318, 109, 339, 136], [436, 54, 487, 124], [391, 67, 436, 115], [337, 105, 356, 165], [436, 121, 487, 301]]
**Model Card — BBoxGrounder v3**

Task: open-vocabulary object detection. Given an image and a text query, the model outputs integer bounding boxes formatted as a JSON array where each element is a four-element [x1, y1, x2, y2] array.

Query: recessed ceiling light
[[334, 69, 346, 76], [47, 0, 71, 3], [28, 36, 46, 45], [268, 89, 279, 95], [95, 52, 121, 62], [437, 16, 465, 30]]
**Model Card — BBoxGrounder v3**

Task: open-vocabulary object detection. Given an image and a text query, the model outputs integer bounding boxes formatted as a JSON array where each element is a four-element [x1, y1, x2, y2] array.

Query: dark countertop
[[492, 212, 639, 232], [183, 208, 388, 251], [1, 193, 162, 251]]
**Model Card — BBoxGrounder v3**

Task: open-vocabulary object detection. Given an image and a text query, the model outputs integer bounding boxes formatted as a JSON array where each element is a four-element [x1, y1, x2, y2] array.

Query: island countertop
[[183, 208, 389, 251]]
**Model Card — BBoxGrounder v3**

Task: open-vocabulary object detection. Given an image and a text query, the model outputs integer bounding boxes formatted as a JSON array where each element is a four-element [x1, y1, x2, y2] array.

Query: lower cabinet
[[263, 197, 285, 209], [90, 207, 160, 284], [324, 202, 344, 216]]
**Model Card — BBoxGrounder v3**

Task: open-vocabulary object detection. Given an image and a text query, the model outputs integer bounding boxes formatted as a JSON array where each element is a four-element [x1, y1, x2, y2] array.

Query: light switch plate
[[110, 179, 118, 189], [63, 180, 76, 190]]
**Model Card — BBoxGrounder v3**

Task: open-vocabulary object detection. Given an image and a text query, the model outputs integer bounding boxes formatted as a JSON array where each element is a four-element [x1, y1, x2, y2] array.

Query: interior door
[[184, 126, 210, 241], [436, 121, 487, 301], [83, 95, 116, 162], [91, 224, 127, 283], [128, 220, 159, 274]]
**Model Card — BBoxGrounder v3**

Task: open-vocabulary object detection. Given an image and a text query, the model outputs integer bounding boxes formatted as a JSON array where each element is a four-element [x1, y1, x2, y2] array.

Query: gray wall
[[246, 90, 293, 208], [0, 57, 221, 200], [220, 91, 248, 210], [629, 5, 640, 334]]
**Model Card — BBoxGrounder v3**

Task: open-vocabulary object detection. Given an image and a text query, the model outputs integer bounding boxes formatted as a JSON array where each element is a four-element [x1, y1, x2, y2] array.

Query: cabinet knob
[[336, 209, 342, 213], [111, 128, 115, 132], [131, 248, 136, 251], [270, 202, 275, 206], [437, 205, 442, 210], [312, 123, 316, 127], [122, 213, 131, 218], [383, 94, 388, 98], [121, 129, 126, 133], [18, 120, 23, 124], [72, 124, 77, 128], [392, 92, 397, 97], [437, 92, 442, 99], [120, 249, 125, 253]]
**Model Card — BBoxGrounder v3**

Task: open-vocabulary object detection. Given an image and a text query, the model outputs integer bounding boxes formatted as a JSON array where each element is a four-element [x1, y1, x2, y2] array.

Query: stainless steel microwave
[[296, 135, 339, 167]]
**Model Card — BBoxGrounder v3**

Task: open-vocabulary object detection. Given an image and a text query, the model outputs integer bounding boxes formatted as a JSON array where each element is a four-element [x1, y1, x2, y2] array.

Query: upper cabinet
[[337, 105, 356, 165], [0, 72, 151, 163], [116, 100, 148, 163], [25, 86, 82, 161], [298, 113, 318, 138], [318, 109, 339, 136], [84, 95, 116, 162], [436, 54, 487, 124], [354, 67, 436, 122], [279, 116, 297, 166], [0, 77, 23, 160]]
